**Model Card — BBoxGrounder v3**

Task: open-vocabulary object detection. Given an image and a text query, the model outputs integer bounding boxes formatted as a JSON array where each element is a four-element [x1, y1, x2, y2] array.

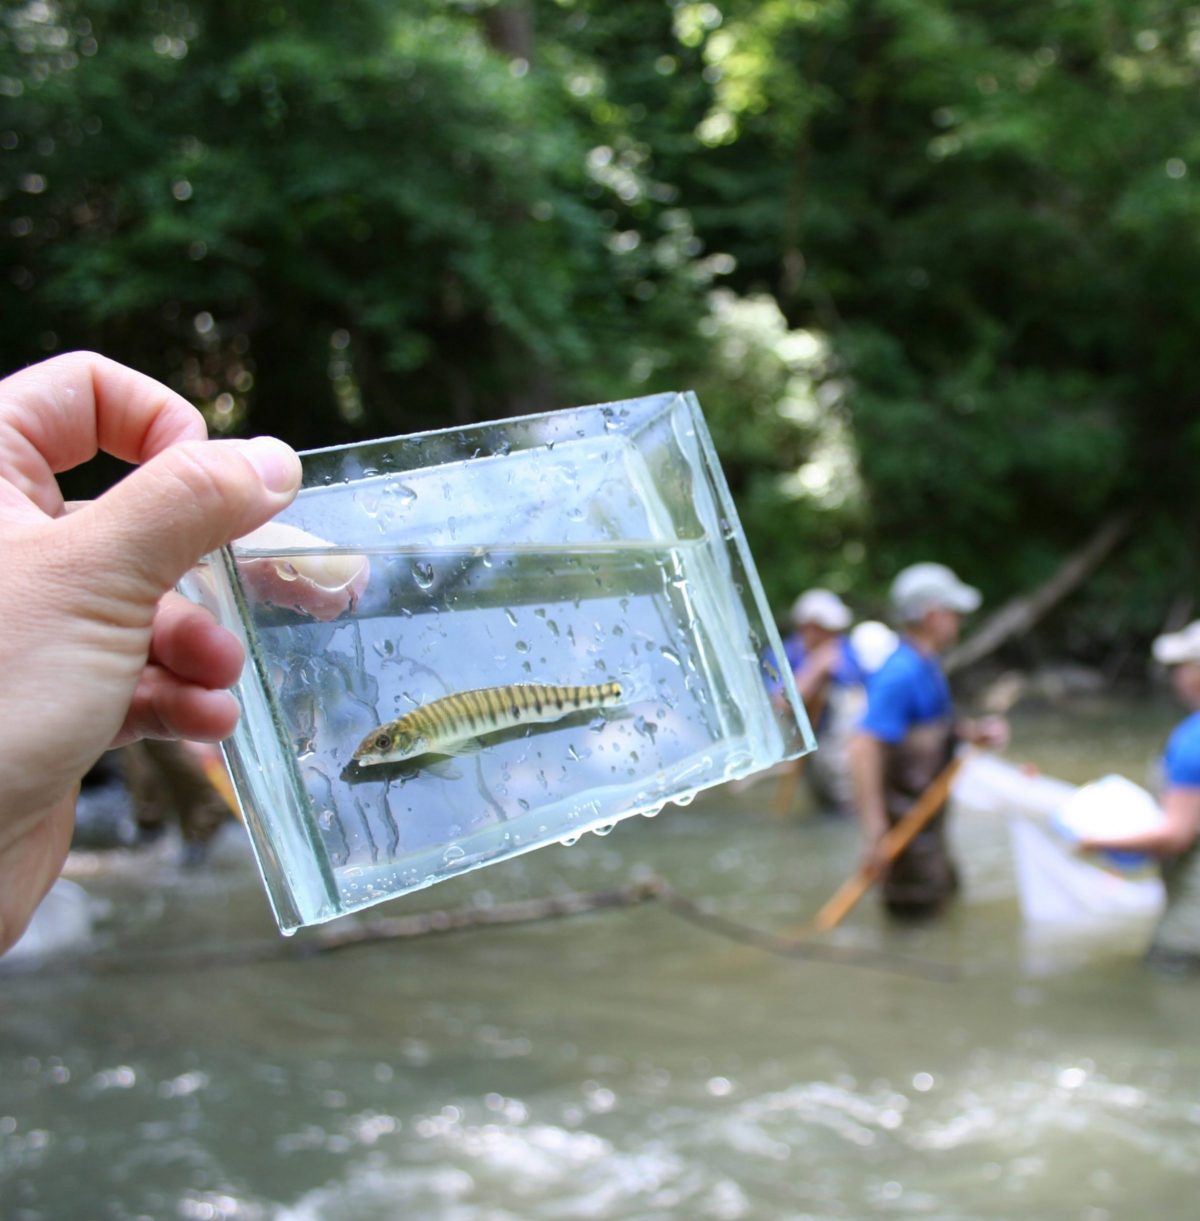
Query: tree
[[672, 0, 1200, 642], [0, 0, 709, 448], [8, 0, 1200, 655]]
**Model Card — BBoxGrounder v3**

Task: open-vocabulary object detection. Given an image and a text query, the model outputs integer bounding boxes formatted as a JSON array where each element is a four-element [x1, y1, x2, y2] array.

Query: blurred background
[[6, 0, 1200, 663], [5, 5, 1200, 1219]]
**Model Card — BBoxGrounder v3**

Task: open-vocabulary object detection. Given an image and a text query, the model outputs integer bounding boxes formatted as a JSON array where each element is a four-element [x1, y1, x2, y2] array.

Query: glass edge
[[680, 391, 817, 757], [215, 545, 343, 930], [294, 389, 685, 460]]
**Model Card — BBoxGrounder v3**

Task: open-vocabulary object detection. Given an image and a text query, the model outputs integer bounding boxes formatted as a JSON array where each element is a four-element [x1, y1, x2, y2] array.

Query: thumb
[[71, 436, 302, 604]]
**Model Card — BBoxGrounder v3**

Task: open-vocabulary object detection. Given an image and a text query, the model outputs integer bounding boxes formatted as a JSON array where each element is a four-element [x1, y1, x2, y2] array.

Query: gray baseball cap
[[891, 562, 982, 623]]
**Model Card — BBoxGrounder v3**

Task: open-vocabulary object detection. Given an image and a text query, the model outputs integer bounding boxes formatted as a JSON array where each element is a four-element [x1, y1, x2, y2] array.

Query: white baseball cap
[[790, 588, 853, 632], [1153, 621, 1200, 666], [890, 562, 981, 623]]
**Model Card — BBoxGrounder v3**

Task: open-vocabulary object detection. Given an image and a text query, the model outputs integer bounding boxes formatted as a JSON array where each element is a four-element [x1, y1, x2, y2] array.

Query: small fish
[[351, 681, 623, 767]]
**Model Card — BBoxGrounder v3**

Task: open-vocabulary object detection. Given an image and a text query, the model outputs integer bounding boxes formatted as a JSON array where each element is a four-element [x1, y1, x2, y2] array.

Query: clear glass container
[[179, 391, 813, 932]]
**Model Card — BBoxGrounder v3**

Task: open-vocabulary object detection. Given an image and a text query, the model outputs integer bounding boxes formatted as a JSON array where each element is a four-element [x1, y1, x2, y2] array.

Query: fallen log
[[945, 512, 1131, 675], [5, 875, 953, 980]]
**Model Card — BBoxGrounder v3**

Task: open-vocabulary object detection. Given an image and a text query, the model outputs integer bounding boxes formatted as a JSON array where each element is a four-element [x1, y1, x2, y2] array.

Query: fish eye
[[374, 733, 392, 751]]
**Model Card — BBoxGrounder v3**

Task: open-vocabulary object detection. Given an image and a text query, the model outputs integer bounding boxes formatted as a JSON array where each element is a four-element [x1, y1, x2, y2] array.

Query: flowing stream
[[3, 697, 1198, 1220]]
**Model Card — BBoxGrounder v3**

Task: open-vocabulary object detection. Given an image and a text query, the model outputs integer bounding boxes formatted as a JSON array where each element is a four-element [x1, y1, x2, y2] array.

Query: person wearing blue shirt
[[776, 589, 868, 814], [1078, 622, 1200, 970], [779, 589, 863, 721], [849, 563, 1007, 919]]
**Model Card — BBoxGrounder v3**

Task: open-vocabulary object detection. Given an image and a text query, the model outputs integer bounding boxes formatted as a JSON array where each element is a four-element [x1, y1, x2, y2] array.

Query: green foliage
[[4, 0, 1200, 659], [678, 0, 1200, 639], [0, 0, 712, 446]]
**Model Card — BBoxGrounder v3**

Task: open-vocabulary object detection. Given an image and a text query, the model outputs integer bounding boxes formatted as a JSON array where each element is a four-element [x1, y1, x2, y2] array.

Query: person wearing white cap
[[776, 588, 869, 814], [1074, 622, 1200, 970], [783, 589, 861, 706], [848, 562, 1007, 919]]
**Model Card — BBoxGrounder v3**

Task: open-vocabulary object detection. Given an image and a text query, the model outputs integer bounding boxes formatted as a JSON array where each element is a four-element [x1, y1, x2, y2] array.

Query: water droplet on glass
[[504, 608, 519, 628], [412, 561, 435, 589], [517, 798, 530, 811], [641, 804, 664, 819], [559, 834, 579, 847], [674, 791, 695, 807], [355, 489, 382, 518], [515, 640, 530, 654], [592, 822, 616, 837], [660, 646, 682, 666], [442, 845, 465, 865]]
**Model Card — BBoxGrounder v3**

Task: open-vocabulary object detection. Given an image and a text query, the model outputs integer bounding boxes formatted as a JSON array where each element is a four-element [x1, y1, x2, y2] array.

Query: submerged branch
[[4, 877, 956, 982]]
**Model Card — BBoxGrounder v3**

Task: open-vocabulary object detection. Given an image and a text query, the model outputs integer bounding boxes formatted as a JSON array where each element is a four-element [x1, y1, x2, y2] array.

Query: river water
[[3, 699, 1199, 1220]]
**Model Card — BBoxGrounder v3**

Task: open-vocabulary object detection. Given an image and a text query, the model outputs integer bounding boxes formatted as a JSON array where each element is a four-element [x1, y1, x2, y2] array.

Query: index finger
[[0, 352, 208, 508]]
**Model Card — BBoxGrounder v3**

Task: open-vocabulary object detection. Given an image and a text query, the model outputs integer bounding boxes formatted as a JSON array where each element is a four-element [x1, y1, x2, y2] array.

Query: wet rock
[[2, 880, 92, 968]]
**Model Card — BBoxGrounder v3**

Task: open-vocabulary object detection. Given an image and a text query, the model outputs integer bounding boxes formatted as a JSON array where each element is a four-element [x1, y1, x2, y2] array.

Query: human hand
[[793, 638, 841, 705], [0, 352, 302, 952], [802, 638, 841, 681]]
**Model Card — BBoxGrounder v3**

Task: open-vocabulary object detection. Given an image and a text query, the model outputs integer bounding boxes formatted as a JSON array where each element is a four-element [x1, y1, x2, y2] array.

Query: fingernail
[[237, 437, 302, 495]]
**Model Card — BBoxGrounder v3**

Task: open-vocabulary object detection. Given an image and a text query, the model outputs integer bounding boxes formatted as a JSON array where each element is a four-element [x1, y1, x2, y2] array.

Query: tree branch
[[945, 512, 1132, 675]]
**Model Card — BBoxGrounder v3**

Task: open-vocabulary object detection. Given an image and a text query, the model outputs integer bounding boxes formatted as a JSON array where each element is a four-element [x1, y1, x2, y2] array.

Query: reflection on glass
[[180, 391, 813, 931]]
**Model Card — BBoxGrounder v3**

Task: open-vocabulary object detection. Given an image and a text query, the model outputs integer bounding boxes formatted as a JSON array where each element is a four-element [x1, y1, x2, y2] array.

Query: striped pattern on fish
[[351, 681, 624, 766]]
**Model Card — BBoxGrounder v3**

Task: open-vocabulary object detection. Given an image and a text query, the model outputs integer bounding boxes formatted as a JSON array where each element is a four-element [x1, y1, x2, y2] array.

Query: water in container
[[180, 391, 813, 931]]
